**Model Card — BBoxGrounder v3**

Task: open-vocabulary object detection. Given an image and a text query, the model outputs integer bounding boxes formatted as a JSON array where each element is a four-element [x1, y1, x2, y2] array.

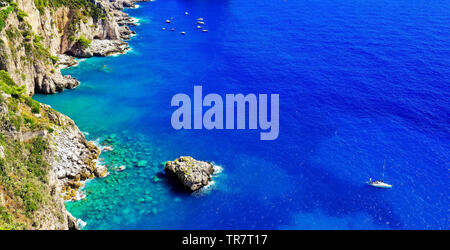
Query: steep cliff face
[[0, 0, 139, 229], [0, 0, 134, 95], [0, 69, 101, 229]]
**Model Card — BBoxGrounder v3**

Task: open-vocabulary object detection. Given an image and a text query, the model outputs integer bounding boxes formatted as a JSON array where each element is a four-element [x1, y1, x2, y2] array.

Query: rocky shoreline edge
[[0, 0, 151, 230], [57, 1, 143, 69], [52, 0, 149, 229], [49, 2, 222, 229], [1, 0, 219, 230]]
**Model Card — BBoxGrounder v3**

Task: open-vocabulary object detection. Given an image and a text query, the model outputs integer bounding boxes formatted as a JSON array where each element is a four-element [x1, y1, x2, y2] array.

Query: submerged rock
[[137, 160, 147, 167], [165, 156, 214, 191], [152, 176, 161, 182], [94, 165, 108, 178], [102, 146, 114, 152]]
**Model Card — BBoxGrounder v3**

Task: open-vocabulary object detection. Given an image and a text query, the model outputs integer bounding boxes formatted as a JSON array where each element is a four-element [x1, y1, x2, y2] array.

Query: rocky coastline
[[0, 0, 146, 229], [0, 0, 144, 95]]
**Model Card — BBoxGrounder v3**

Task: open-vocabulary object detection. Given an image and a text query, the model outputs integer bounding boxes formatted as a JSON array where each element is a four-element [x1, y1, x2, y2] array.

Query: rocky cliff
[[0, 0, 138, 95], [0, 70, 101, 229], [0, 0, 141, 229]]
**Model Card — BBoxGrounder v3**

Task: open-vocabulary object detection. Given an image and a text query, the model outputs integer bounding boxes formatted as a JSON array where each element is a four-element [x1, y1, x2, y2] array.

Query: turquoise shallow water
[[35, 0, 449, 229]]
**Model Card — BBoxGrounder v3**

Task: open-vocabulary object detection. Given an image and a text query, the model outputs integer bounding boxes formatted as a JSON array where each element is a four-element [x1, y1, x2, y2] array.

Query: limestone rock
[[165, 156, 214, 191], [57, 54, 79, 69], [66, 212, 80, 230], [68, 39, 129, 58], [50, 110, 101, 186], [94, 165, 108, 178], [34, 73, 80, 94]]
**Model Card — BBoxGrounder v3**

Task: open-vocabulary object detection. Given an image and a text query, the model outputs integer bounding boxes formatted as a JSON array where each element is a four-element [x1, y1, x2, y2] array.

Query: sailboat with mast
[[368, 160, 393, 189]]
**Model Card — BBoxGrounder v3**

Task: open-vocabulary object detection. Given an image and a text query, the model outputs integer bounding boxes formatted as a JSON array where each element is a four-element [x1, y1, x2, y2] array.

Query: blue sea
[[35, 0, 449, 229]]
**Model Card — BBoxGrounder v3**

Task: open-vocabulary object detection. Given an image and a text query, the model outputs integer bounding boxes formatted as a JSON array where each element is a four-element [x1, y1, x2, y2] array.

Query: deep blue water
[[35, 0, 449, 229]]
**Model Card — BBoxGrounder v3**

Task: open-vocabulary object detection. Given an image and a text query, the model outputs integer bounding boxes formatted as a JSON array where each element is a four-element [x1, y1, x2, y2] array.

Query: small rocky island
[[165, 156, 214, 191]]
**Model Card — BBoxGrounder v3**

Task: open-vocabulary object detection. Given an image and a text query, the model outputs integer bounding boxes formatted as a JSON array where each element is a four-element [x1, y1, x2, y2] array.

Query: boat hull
[[368, 182, 393, 189]]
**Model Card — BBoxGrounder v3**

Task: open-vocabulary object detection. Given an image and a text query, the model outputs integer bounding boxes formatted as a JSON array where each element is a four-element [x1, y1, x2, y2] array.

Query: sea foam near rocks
[[192, 164, 224, 197], [77, 219, 87, 229]]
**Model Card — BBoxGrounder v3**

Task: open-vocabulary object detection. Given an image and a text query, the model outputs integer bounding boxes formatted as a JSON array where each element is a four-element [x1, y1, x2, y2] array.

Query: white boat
[[368, 160, 392, 189], [368, 179, 392, 189]]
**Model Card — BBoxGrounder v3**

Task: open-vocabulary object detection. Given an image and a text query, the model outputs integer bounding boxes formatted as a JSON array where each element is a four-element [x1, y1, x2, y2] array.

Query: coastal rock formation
[[0, 0, 140, 95], [0, 5, 81, 95], [33, 72, 79, 94], [120, 26, 136, 40], [49, 109, 101, 182], [68, 39, 129, 58], [0, 84, 100, 229], [66, 212, 80, 230], [0, 0, 143, 229], [165, 156, 215, 191], [110, 0, 137, 10], [94, 164, 108, 178], [57, 54, 79, 69]]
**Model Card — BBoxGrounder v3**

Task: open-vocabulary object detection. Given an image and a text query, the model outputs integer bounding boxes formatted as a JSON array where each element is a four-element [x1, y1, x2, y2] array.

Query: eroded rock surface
[[68, 39, 129, 58], [165, 156, 215, 191]]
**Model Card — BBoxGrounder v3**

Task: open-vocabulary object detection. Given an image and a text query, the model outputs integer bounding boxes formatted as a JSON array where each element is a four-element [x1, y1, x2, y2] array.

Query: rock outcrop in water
[[165, 156, 215, 191]]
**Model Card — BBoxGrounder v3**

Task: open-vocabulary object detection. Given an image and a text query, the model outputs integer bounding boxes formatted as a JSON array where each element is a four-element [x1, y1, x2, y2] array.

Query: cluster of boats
[[196, 18, 209, 33], [162, 12, 209, 35]]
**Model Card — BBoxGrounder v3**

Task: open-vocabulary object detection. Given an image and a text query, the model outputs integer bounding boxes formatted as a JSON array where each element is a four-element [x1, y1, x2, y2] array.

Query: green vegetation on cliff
[[0, 134, 52, 229], [0, 1, 59, 68], [34, 0, 106, 20], [16, 9, 27, 21], [0, 70, 26, 98], [0, 70, 61, 229], [77, 35, 91, 48], [1, 24, 57, 69], [0, 1, 26, 31], [0, 5, 14, 31]]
